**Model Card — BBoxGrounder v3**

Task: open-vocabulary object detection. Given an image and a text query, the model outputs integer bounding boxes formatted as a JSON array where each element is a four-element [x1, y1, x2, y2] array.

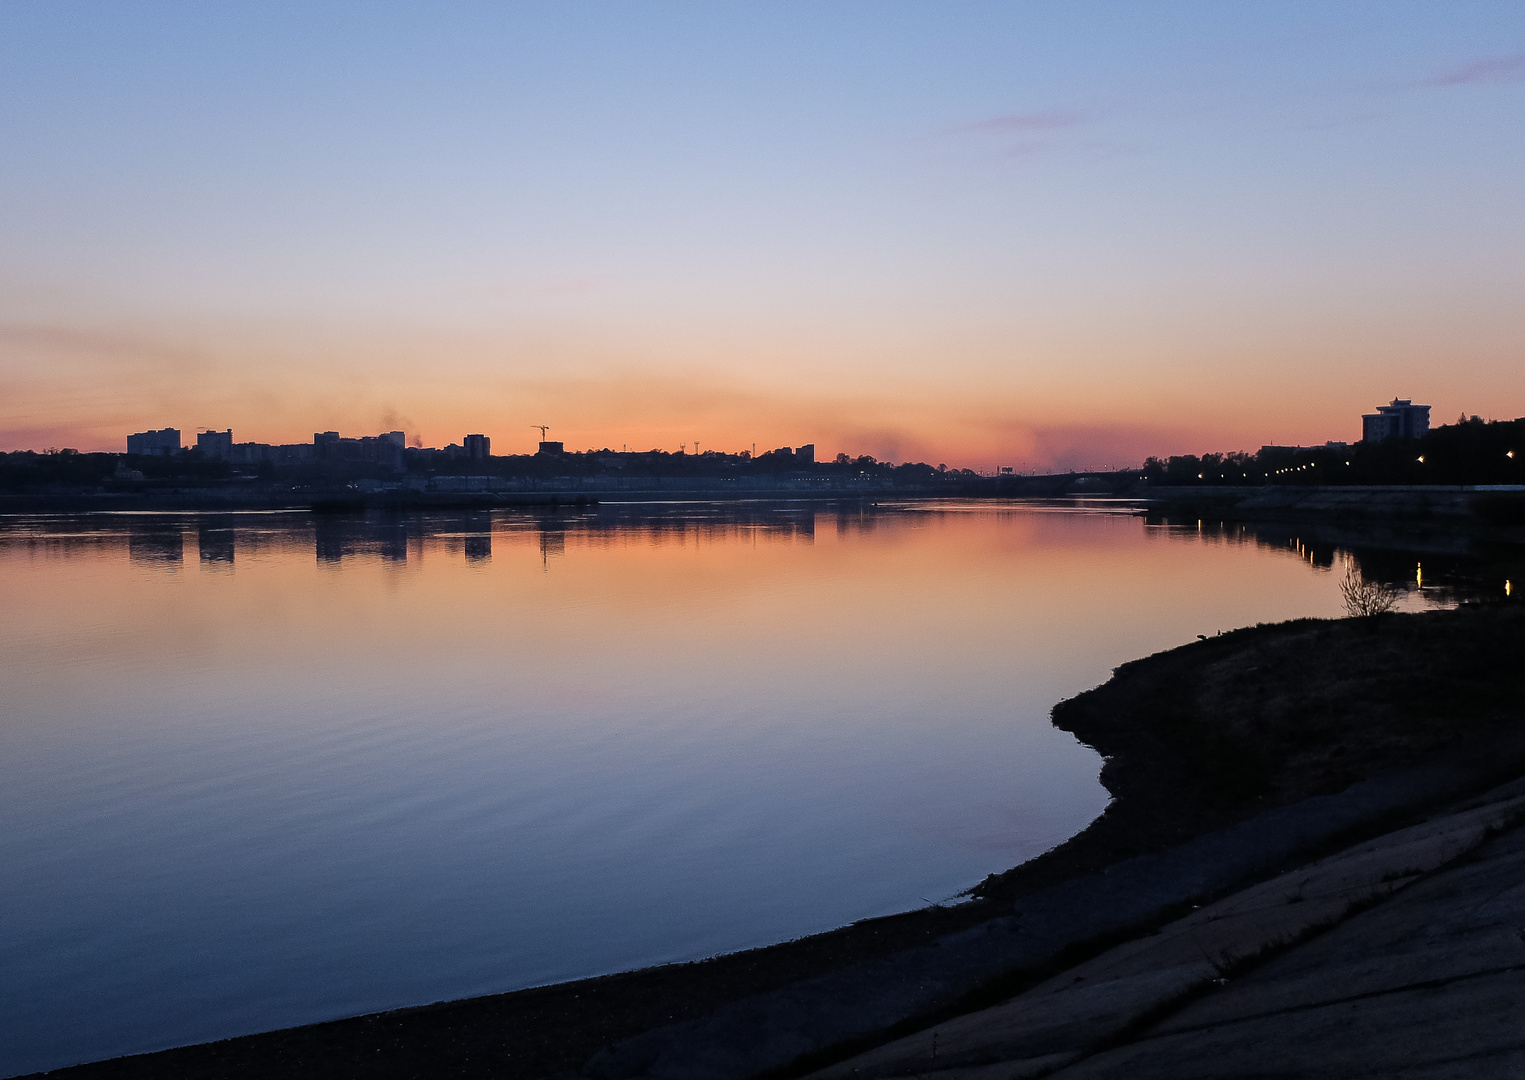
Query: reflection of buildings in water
[[461, 513, 492, 564], [314, 519, 351, 565], [539, 524, 566, 567], [737, 510, 815, 544], [503, 501, 847, 552], [377, 520, 408, 563], [311, 515, 411, 565], [788, 513, 816, 544], [834, 505, 881, 537], [1148, 512, 1525, 608], [464, 534, 491, 563], [198, 525, 235, 566], [127, 527, 184, 566]]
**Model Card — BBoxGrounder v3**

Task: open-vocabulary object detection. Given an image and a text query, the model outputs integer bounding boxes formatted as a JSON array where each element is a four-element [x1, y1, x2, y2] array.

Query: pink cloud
[[931, 110, 1089, 167], [1425, 52, 1525, 86], [1024, 423, 1203, 474], [948, 110, 1085, 137]]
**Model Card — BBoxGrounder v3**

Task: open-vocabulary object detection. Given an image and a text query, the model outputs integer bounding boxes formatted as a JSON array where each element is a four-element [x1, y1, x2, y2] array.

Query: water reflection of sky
[[0, 501, 1518, 1075], [1141, 511, 1524, 609]]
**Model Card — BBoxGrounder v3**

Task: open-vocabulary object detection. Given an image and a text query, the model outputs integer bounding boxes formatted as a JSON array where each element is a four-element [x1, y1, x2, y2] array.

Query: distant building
[[314, 430, 342, 458], [228, 442, 268, 465], [313, 430, 404, 470], [538, 441, 564, 455], [1362, 398, 1430, 442], [196, 429, 233, 460], [464, 434, 490, 461], [228, 442, 315, 465], [127, 428, 180, 456], [794, 444, 815, 465]]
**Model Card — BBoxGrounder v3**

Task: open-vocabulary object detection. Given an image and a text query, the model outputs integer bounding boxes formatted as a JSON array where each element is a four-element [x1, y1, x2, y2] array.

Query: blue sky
[[1, 2, 1521, 465]]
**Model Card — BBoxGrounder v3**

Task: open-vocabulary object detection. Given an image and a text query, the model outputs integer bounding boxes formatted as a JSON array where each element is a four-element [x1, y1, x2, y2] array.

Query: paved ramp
[[808, 783, 1525, 1079]]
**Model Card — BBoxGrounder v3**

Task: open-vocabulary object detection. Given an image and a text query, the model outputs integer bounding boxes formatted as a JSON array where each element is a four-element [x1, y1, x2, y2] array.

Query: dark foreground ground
[[810, 763, 1525, 1078], [26, 604, 1525, 1080]]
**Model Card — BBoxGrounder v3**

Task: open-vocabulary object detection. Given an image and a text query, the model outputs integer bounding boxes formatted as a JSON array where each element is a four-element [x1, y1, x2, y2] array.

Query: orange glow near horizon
[[5, 312, 1520, 469]]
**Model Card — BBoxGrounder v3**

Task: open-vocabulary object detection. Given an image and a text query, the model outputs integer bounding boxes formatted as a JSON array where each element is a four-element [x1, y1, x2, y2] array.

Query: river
[[0, 499, 1467, 1075]]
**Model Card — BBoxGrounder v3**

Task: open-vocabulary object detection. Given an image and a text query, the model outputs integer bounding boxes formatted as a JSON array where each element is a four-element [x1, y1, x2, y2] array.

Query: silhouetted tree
[[1339, 563, 1400, 618]]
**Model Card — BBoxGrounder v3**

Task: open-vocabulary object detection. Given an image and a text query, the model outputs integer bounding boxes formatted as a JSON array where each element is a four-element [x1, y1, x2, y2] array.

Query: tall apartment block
[[196, 429, 233, 459], [1361, 398, 1430, 442], [126, 428, 181, 456]]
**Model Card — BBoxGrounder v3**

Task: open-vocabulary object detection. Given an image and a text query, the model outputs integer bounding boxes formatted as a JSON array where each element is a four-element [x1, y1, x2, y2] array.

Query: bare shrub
[[1340, 563, 1400, 618]]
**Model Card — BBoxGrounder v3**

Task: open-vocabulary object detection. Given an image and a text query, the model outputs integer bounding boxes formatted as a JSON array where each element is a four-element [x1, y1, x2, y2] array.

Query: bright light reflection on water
[[0, 501, 1428, 1074]]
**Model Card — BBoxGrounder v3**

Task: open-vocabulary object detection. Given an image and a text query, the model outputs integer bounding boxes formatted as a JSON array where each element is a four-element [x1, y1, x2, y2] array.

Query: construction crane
[[531, 425, 549, 443]]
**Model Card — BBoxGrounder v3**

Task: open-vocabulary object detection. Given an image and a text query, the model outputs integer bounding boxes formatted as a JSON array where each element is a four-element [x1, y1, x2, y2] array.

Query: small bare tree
[[1339, 563, 1400, 618]]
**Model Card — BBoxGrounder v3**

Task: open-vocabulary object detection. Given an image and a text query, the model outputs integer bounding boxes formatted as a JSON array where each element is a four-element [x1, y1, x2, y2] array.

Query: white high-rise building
[[1361, 398, 1429, 442]]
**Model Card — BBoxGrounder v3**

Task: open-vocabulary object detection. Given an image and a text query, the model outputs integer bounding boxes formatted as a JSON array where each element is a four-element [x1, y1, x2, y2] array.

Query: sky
[[1, 3, 1522, 469]]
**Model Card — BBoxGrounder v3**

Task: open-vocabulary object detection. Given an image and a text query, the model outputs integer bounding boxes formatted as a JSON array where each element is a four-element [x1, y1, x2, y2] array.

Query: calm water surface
[[0, 501, 1445, 1074]]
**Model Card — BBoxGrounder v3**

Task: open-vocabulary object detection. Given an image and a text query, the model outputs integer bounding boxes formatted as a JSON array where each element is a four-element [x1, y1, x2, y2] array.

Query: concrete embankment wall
[[580, 740, 1525, 1080], [1146, 484, 1525, 526]]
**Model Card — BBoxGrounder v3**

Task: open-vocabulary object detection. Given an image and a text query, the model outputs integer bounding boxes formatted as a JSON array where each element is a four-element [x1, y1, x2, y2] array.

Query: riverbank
[[809, 773, 1525, 1078], [24, 604, 1525, 1080], [1144, 483, 1525, 530]]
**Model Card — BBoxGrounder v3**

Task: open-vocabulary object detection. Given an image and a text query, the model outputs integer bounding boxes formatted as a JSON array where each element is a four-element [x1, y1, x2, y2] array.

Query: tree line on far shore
[[0, 444, 981, 492], [1139, 415, 1525, 489]]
